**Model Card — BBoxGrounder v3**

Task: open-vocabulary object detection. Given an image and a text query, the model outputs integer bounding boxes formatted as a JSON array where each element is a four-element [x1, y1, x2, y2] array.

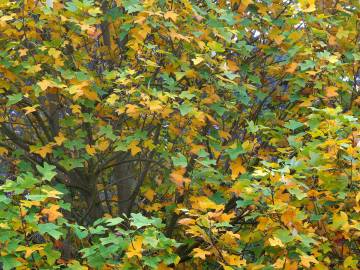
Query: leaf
[[0, 147, 8, 155], [226, 145, 245, 160], [36, 162, 57, 181], [0, 255, 22, 270], [172, 153, 188, 167], [86, 144, 96, 156], [299, 0, 316, 12], [192, 56, 204, 65], [164, 10, 178, 22], [179, 103, 193, 116], [23, 105, 39, 115], [105, 217, 124, 226], [193, 248, 211, 260], [6, 93, 22, 106], [126, 236, 143, 259], [344, 256, 358, 269], [48, 48, 61, 58], [30, 144, 53, 158], [38, 223, 63, 239], [54, 132, 66, 146], [284, 120, 303, 131], [131, 213, 153, 228], [37, 79, 54, 91], [129, 140, 141, 156], [230, 158, 245, 180], [268, 237, 285, 247], [41, 205, 63, 222], [97, 140, 109, 152], [325, 86, 338, 97], [170, 168, 191, 187], [300, 254, 318, 268], [208, 41, 225, 52]]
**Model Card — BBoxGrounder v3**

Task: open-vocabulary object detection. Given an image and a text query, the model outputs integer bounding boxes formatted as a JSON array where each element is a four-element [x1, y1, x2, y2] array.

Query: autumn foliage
[[0, 0, 359, 269]]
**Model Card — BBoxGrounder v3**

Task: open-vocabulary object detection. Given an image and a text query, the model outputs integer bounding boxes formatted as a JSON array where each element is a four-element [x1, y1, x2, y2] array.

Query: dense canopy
[[0, 0, 359, 269]]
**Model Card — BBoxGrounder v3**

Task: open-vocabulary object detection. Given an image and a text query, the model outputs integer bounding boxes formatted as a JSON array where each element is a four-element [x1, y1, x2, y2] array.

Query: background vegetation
[[0, 0, 359, 269]]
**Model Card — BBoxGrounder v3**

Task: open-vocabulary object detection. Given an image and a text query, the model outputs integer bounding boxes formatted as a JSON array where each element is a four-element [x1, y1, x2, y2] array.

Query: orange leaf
[[41, 205, 63, 222], [325, 86, 338, 97], [170, 168, 191, 187], [31, 144, 53, 158]]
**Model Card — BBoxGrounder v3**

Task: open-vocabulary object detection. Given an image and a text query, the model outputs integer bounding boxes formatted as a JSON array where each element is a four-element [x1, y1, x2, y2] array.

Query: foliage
[[0, 0, 359, 269]]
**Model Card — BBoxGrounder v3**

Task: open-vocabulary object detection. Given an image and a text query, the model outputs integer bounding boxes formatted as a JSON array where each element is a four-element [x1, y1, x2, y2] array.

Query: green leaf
[[131, 213, 152, 228], [284, 120, 304, 130], [0, 255, 22, 270], [172, 153, 187, 167], [36, 162, 57, 181], [105, 217, 124, 226], [226, 145, 245, 160], [179, 103, 193, 116], [38, 223, 63, 240], [44, 244, 61, 265], [6, 93, 22, 106]]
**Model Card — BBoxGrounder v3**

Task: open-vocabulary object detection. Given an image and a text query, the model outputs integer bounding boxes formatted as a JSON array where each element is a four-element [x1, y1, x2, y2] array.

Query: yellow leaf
[[273, 258, 286, 269], [193, 248, 211, 260], [106, 94, 119, 105], [0, 147, 8, 155], [86, 144, 96, 156], [37, 79, 54, 91], [300, 254, 318, 268], [148, 100, 163, 112], [23, 105, 39, 115], [54, 132, 66, 146], [143, 189, 155, 201], [16, 244, 45, 258], [299, 0, 316, 12], [41, 205, 63, 222], [126, 236, 143, 259], [344, 256, 358, 269], [97, 140, 110, 152], [273, 35, 284, 45], [27, 64, 42, 74], [219, 130, 231, 140], [48, 48, 61, 58], [230, 158, 245, 180], [71, 104, 81, 114], [164, 10, 178, 22], [19, 49, 28, 56], [129, 140, 141, 156], [20, 200, 41, 208], [192, 56, 204, 66], [125, 104, 140, 118], [41, 188, 63, 199], [268, 237, 285, 248]]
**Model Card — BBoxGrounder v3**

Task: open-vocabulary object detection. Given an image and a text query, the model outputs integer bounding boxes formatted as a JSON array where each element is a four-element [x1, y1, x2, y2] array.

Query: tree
[[0, 0, 359, 269]]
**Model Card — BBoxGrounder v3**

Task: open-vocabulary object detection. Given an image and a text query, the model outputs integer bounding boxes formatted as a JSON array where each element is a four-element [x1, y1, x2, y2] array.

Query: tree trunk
[[113, 161, 136, 215]]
